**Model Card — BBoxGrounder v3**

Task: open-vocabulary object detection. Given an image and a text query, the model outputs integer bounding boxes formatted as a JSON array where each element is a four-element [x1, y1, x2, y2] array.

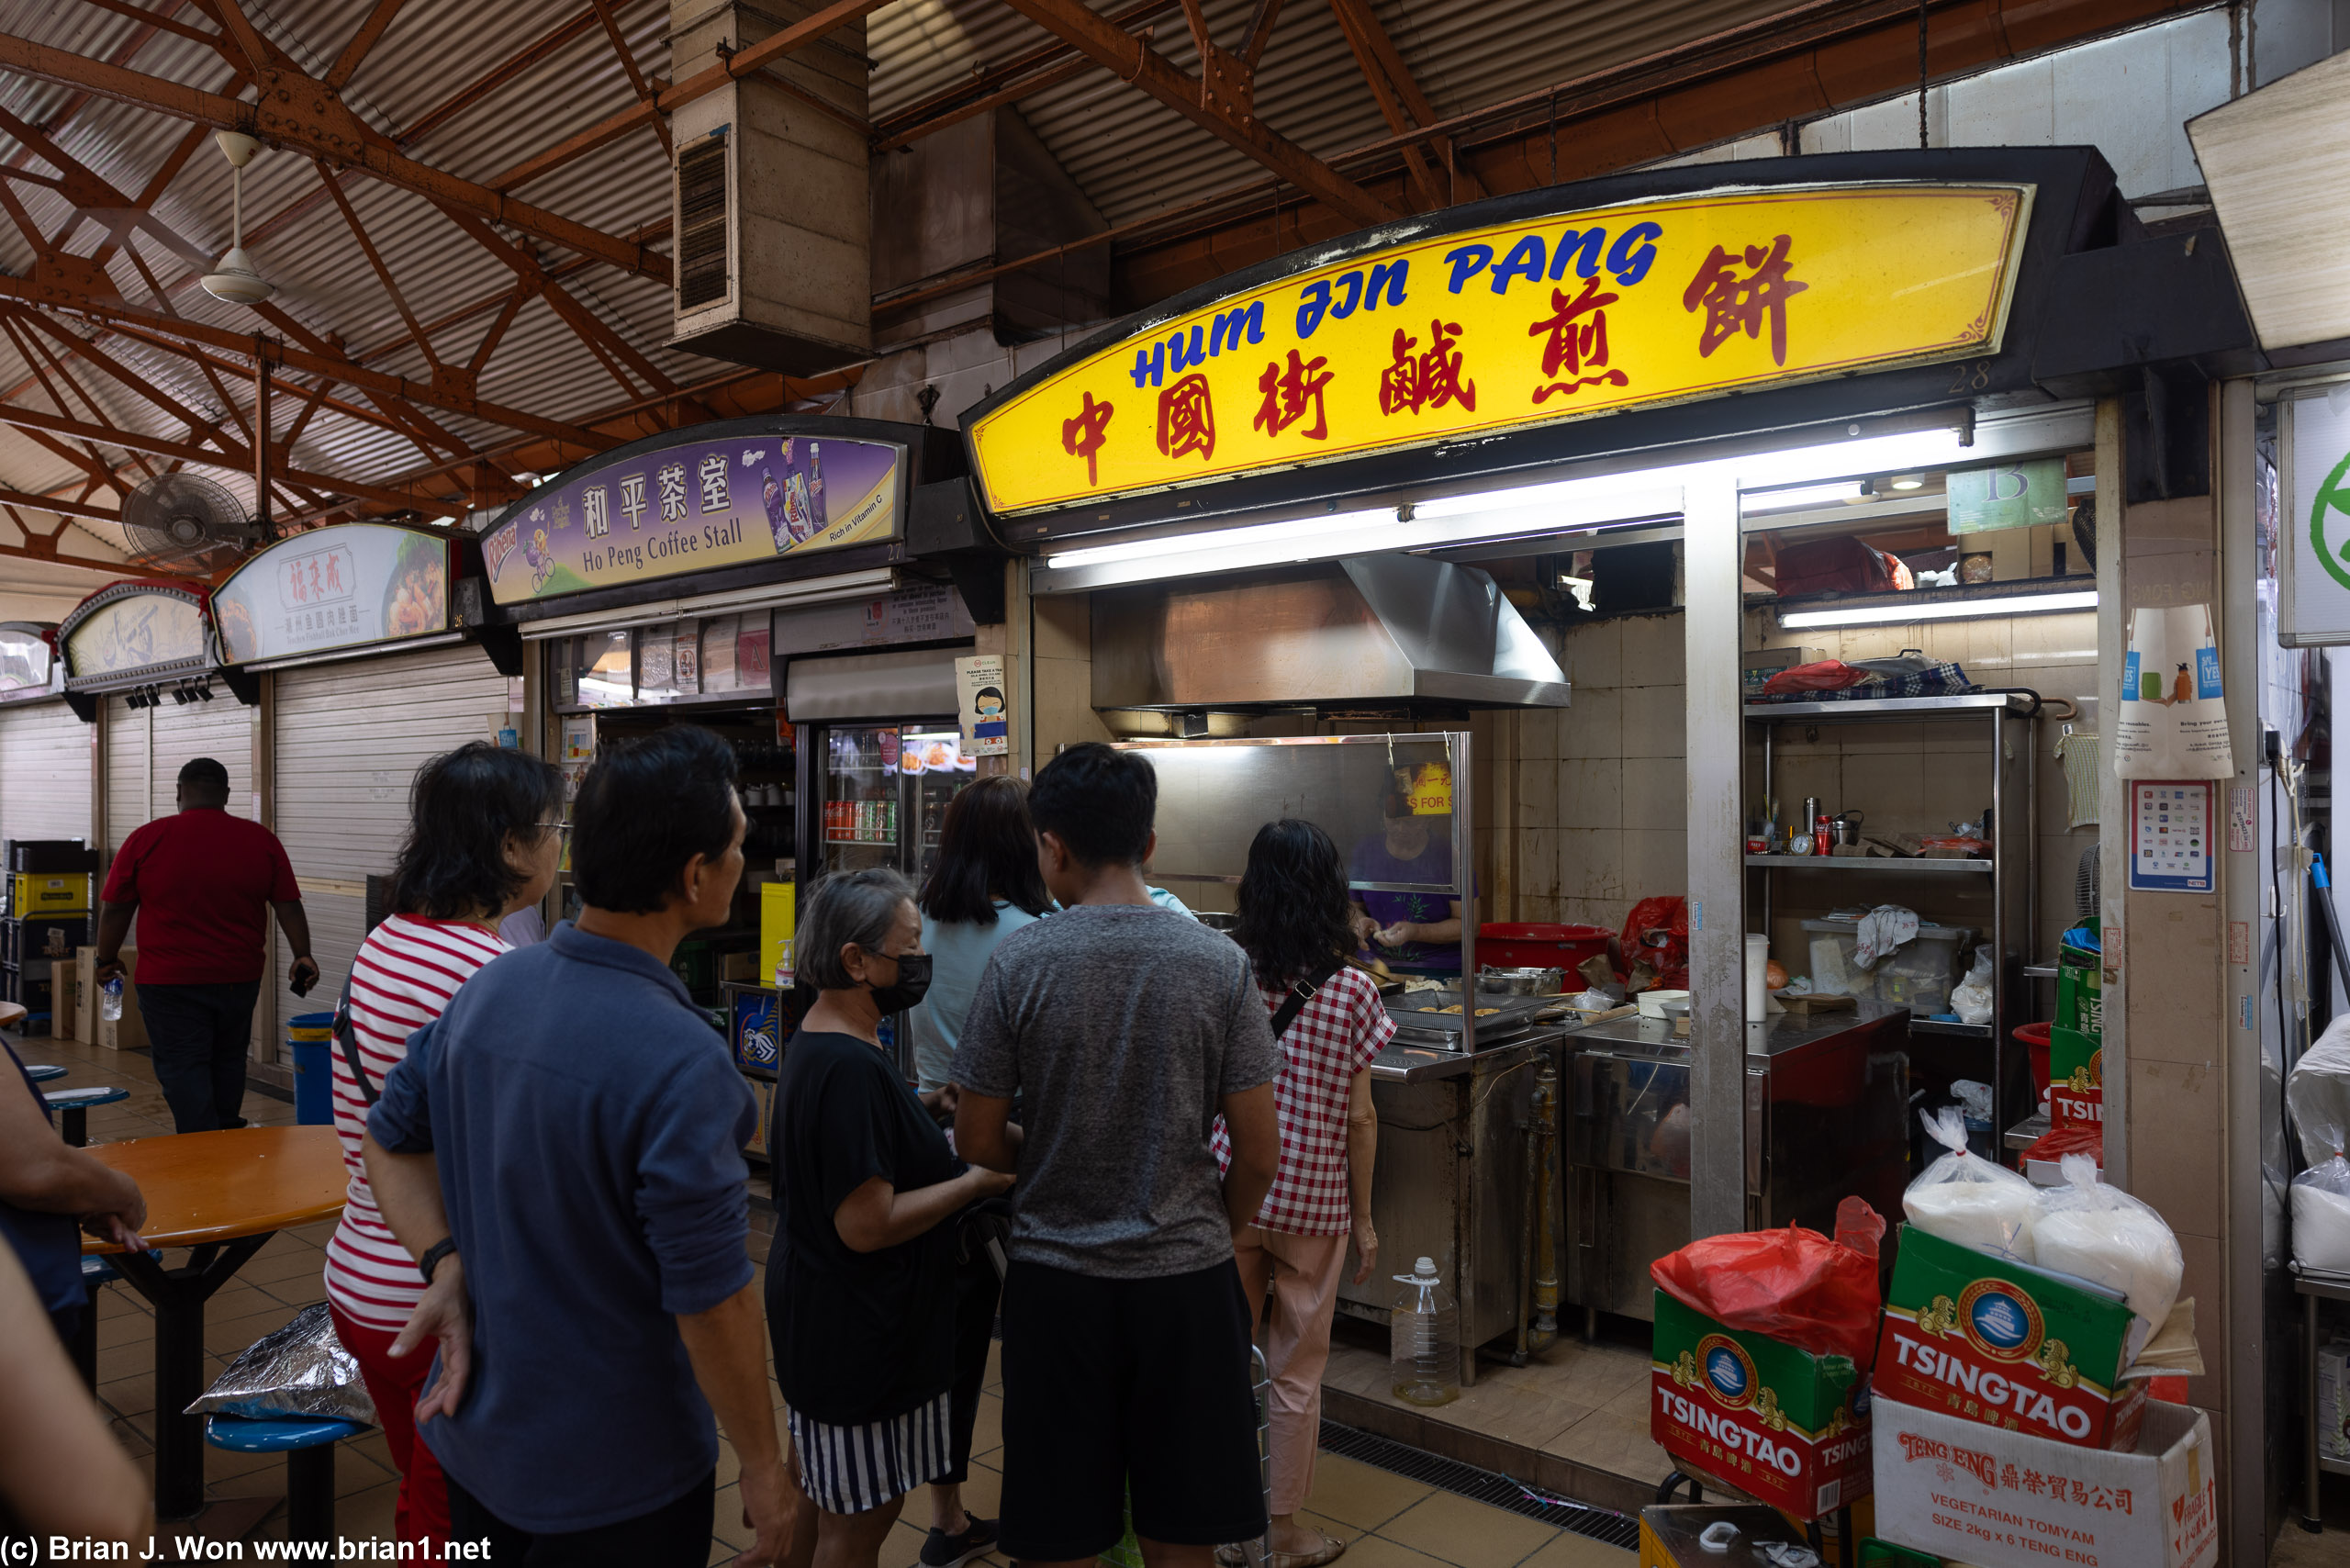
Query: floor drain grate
[[1317, 1420, 1643, 1551]]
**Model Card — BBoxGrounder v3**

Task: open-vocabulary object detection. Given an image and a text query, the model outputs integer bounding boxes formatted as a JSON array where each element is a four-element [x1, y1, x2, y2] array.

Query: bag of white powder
[[2293, 1158, 2350, 1274], [1904, 1105, 2038, 1262], [2033, 1153, 2184, 1357], [2289, 1020, 2350, 1273]]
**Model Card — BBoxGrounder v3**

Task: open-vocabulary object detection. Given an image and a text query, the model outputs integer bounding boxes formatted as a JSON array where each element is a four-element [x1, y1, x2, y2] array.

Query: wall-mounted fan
[[120, 473, 269, 572]]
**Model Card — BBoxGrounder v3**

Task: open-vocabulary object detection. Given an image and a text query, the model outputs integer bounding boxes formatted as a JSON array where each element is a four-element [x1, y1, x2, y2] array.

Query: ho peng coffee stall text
[[475, 414, 1000, 1137], [958, 146, 2154, 1475]]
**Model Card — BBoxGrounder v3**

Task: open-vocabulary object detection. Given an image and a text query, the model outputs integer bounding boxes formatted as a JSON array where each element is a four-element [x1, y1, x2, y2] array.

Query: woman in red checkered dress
[[1212, 819, 1390, 1567]]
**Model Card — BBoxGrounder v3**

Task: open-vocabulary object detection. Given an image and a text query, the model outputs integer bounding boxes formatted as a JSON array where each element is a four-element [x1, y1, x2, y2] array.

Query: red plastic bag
[[1760, 659, 1871, 696], [1649, 1198, 1886, 1368], [1620, 896, 1688, 991]]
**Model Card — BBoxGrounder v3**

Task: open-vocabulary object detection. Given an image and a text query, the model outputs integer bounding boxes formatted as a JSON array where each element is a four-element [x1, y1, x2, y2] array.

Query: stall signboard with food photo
[[483, 431, 904, 605], [212, 524, 453, 665]]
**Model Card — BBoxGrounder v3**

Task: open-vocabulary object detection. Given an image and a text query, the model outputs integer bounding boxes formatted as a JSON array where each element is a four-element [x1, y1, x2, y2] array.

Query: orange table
[[84, 1126, 346, 1520], [0, 1001, 24, 1031]]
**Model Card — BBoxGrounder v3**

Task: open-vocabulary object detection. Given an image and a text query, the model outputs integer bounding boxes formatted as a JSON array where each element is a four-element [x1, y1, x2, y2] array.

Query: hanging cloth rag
[[1852, 904, 1921, 967], [2055, 728, 2102, 829]]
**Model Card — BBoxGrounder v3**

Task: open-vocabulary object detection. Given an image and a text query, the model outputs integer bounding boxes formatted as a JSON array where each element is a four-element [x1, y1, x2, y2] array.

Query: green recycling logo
[[2313, 444, 2350, 592]]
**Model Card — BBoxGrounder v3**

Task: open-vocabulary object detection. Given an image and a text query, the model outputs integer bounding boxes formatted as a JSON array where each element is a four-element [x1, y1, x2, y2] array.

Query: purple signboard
[[484, 431, 902, 606]]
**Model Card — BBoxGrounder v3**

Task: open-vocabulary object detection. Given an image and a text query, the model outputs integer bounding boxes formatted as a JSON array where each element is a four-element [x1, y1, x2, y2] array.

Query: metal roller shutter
[[106, 696, 258, 853], [104, 699, 147, 857], [0, 700, 92, 846], [272, 644, 510, 1008], [148, 699, 256, 822]]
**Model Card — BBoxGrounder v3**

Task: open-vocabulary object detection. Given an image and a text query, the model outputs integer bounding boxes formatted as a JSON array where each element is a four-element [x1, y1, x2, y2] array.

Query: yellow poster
[[968, 183, 2032, 516]]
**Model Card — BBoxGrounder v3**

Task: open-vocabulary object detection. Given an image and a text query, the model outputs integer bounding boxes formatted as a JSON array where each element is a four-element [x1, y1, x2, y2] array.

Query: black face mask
[[869, 952, 933, 1014]]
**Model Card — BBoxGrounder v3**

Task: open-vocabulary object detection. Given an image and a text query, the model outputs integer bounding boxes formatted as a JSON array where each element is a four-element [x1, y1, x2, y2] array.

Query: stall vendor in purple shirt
[[1348, 767, 1471, 975]]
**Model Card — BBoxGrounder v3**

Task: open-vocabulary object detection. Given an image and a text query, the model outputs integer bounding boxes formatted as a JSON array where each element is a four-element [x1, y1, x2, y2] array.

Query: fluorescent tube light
[[1742, 481, 1864, 511], [1047, 508, 1398, 570], [1778, 589, 2098, 629], [1041, 422, 1977, 584]]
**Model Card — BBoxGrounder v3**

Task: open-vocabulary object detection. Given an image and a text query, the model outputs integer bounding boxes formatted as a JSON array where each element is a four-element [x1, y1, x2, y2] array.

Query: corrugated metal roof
[[867, 0, 1798, 227]]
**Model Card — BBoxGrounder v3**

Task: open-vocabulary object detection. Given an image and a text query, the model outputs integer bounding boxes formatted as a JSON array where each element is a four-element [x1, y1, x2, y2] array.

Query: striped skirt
[[789, 1392, 954, 1516]]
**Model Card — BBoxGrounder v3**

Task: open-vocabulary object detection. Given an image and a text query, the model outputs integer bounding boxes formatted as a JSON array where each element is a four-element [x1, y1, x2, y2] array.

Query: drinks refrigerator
[[796, 720, 979, 1077]]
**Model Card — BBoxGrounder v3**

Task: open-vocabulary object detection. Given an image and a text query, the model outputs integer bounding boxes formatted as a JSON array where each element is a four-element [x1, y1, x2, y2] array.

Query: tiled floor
[[1322, 1329, 1668, 1501], [18, 1025, 1632, 1567]]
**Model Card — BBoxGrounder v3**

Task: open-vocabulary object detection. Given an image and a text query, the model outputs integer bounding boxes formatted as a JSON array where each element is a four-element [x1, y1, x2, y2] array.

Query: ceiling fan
[[200, 130, 274, 307]]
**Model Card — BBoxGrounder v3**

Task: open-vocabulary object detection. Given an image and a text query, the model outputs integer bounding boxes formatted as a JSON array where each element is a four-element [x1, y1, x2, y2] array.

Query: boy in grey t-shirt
[[955, 744, 1281, 1568]]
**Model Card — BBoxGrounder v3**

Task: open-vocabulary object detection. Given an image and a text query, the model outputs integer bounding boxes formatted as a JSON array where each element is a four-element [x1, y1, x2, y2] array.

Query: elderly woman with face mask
[[767, 868, 1016, 1568]]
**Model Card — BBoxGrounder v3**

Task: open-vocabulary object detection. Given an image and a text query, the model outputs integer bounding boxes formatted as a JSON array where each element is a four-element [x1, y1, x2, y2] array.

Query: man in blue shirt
[[364, 726, 790, 1568]]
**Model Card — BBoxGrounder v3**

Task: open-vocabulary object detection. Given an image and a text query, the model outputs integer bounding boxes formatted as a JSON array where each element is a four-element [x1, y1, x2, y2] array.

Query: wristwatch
[[418, 1238, 458, 1285]]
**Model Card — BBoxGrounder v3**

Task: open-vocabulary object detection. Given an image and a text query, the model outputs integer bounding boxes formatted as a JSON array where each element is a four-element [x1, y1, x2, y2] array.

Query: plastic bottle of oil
[[1389, 1257, 1460, 1407]]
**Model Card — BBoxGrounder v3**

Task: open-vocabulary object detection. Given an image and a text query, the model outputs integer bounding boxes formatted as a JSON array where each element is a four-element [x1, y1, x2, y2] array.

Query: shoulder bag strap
[[1268, 958, 1346, 1040], [333, 972, 376, 1107]]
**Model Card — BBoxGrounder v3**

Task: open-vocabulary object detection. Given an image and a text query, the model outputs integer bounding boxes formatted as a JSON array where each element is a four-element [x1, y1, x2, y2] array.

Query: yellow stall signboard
[[968, 182, 2032, 516]]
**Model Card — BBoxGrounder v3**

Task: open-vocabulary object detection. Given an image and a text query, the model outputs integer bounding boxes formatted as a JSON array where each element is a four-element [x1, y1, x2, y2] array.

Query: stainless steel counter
[[1565, 997, 1913, 1058], [1368, 1031, 1559, 1082], [1560, 1002, 1912, 1323], [1337, 1028, 1572, 1381]]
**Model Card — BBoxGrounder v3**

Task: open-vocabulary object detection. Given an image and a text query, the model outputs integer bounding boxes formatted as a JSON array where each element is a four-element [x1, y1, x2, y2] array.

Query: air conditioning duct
[[871, 107, 1110, 349], [667, 0, 871, 373]]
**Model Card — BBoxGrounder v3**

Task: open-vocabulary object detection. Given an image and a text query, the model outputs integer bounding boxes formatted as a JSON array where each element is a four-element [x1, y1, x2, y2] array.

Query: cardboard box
[[2321, 1341, 2350, 1462], [1876, 1226, 2144, 1451], [73, 946, 143, 1050], [2057, 923, 2101, 1038], [49, 958, 74, 1042], [742, 1076, 774, 1161], [1650, 1291, 1873, 1520], [1871, 1397, 2218, 1568], [2049, 1025, 2104, 1132]]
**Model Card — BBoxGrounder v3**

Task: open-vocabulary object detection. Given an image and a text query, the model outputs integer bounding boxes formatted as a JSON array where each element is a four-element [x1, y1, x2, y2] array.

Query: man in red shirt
[[95, 758, 319, 1134]]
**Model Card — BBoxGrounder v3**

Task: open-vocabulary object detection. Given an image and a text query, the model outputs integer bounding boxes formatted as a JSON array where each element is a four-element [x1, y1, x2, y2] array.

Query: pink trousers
[[1232, 1226, 1350, 1517]]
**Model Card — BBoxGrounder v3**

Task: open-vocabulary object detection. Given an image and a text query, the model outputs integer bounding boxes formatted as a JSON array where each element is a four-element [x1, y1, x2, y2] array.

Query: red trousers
[[330, 1302, 451, 1548]]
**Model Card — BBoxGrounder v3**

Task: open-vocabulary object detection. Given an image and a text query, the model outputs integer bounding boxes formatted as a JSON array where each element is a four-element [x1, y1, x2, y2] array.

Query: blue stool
[[45, 1085, 127, 1147], [71, 1254, 118, 1393], [204, 1415, 367, 1542], [23, 1063, 64, 1082]]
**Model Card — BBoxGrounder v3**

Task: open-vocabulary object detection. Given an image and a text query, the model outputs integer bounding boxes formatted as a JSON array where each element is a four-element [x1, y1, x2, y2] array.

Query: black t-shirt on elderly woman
[[767, 1028, 965, 1427]]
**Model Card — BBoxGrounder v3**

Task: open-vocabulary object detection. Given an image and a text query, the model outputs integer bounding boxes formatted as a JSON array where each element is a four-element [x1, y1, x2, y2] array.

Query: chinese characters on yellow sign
[[968, 184, 2032, 515]]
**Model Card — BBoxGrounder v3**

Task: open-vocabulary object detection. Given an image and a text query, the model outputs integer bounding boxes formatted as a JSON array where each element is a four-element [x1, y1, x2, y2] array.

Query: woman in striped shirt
[[323, 743, 564, 1550]]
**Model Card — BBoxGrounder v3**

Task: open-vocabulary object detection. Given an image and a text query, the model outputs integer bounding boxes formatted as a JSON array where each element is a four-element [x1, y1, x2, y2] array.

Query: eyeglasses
[[538, 821, 572, 840]]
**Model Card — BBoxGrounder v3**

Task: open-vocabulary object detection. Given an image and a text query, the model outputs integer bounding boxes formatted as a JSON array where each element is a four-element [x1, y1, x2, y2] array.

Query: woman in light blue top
[[906, 773, 1049, 1564], [912, 775, 1056, 1094]]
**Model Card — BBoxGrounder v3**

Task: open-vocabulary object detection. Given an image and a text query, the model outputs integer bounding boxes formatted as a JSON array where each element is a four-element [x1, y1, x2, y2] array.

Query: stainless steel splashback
[[1091, 553, 1570, 711]]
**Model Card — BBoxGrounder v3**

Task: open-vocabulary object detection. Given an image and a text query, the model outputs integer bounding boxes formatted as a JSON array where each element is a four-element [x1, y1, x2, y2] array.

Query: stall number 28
[[1945, 359, 1994, 395]]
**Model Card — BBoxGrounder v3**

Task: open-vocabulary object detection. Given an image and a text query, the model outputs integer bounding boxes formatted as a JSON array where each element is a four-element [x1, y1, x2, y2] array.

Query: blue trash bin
[[287, 1012, 337, 1126]]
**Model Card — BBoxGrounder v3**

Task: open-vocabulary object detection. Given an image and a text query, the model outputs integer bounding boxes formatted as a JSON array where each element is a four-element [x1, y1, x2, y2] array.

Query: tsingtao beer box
[[1874, 1226, 2145, 1452], [2049, 1024, 2104, 1131], [1649, 1292, 1873, 1520]]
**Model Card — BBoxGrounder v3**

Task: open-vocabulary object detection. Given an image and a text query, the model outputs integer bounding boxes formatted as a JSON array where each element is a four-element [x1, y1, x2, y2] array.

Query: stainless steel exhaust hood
[[1090, 554, 1570, 712]]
